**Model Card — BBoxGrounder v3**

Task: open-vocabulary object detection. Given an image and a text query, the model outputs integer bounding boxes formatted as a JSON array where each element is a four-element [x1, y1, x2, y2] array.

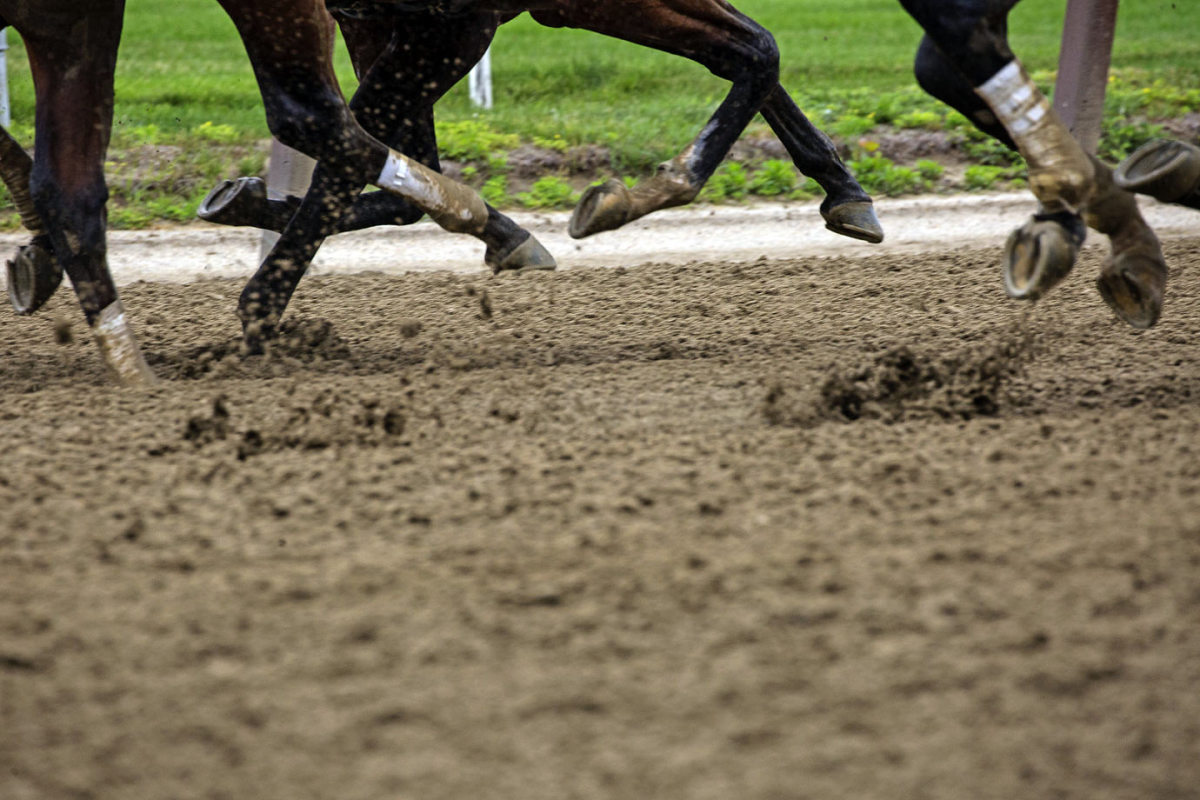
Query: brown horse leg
[[902, 1, 1095, 303], [21, 9, 156, 384], [218, 0, 530, 350], [914, 32, 1166, 326], [0, 124, 60, 315], [342, 10, 552, 271], [1088, 156, 1167, 329], [543, 0, 811, 238], [199, 9, 551, 273], [1114, 139, 1200, 211]]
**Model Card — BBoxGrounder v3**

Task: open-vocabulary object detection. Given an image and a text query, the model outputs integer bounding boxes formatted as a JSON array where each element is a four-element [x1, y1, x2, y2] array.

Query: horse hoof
[[822, 200, 884, 243], [569, 179, 632, 239], [198, 176, 269, 227], [1113, 139, 1200, 208], [486, 232, 557, 274], [1096, 251, 1167, 330], [240, 318, 273, 357], [1003, 216, 1083, 301], [6, 240, 63, 316]]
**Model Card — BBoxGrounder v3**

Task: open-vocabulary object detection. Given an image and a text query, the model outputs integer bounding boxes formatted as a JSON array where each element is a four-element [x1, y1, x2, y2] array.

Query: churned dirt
[[3, 227, 1200, 799]]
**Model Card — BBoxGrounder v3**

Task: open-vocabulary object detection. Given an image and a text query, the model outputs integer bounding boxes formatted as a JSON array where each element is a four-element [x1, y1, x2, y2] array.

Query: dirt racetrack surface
[[3, 226, 1200, 799]]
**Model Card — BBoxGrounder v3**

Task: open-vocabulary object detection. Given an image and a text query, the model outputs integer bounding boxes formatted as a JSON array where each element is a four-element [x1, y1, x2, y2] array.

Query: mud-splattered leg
[[24, 13, 156, 384], [914, 29, 1166, 325], [0, 125, 61, 315], [552, 0, 879, 242], [1115, 139, 1200, 211]]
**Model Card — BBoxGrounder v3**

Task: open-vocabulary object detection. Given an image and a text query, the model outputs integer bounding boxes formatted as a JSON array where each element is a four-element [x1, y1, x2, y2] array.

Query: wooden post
[[1052, 0, 1120, 153]]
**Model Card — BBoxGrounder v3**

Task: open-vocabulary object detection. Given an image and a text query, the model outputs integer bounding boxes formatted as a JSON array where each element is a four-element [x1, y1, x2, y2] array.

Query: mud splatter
[[764, 326, 1038, 426]]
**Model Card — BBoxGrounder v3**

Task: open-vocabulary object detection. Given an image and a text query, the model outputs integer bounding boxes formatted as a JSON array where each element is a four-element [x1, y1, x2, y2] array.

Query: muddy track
[[2, 231, 1200, 799]]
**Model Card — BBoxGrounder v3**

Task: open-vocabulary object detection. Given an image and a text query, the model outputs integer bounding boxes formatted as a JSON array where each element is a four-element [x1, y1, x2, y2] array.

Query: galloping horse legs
[[217, 0, 549, 351], [914, 23, 1166, 327], [15, 2, 156, 383], [341, 10, 553, 271], [200, 5, 551, 297], [901, 0, 1105, 308], [759, 86, 882, 242], [556, 0, 881, 244]]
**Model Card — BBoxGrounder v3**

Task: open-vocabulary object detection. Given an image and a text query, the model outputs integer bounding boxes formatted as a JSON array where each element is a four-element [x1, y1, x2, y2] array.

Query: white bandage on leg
[[94, 300, 157, 385], [976, 60, 1094, 213], [377, 150, 488, 235]]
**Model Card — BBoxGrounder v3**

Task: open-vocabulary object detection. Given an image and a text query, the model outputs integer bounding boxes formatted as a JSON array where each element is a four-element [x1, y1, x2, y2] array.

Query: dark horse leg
[[548, 0, 882, 244], [341, 9, 554, 271], [215, 0, 551, 352], [201, 0, 881, 247], [200, 7, 553, 273], [1114, 138, 1200, 211], [0, 111, 60, 316], [912, 16, 1167, 328], [901, 0, 1166, 327], [0, 1, 156, 383]]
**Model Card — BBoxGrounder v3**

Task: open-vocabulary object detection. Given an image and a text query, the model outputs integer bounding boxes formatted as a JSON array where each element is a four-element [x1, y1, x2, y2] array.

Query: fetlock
[[1087, 157, 1168, 329], [628, 156, 700, 219]]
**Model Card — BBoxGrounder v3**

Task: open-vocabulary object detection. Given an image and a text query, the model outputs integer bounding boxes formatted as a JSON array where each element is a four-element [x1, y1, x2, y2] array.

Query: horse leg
[[1114, 138, 1200, 211], [199, 9, 551, 273], [20, 13, 156, 384], [0, 122, 60, 315], [914, 31, 1166, 327], [545, 0, 877, 242], [902, 0, 1095, 303], [218, 0, 546, 351], [345, 10, 553, 271], [759, 87, 882, 242]]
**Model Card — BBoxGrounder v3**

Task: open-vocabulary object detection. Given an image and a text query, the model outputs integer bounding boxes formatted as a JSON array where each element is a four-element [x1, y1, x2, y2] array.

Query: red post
[[1052, 0, 1120, 153]]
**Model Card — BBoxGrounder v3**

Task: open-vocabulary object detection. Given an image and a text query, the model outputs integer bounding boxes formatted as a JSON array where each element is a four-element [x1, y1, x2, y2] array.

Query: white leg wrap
[[976, 60, 1094, 213], [376, 150, 488, 235], [977, 61, 1048, 136], [94, 300, 157, 386]]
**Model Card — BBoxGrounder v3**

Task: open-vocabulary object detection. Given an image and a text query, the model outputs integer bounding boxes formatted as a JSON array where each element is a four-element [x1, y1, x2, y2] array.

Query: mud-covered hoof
[[822, 200, 884, 244], [1096, 251, 1167, 330], [240, 317, 275, 357], [486, 232, 557, 274], [1113, 139, 1200, 207], [569, 179, 633, 239], [6, 240, 63, 316], [1003, 216, 1083, 301], [198, 177, 270, 227]]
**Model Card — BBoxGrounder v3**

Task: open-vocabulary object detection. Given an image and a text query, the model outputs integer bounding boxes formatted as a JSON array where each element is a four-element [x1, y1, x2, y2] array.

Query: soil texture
[[3, 233, 1200, 800]]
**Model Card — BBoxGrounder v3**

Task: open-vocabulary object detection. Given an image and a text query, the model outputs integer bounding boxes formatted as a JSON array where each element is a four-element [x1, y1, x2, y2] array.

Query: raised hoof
[[569, 179, 632, 239], [1003, 216, 1082, 301], [1096, 252, 1167, 330], [1113, 139, 1200, 207], [486, 232, 557, 274], [198, 176, 270, 227], [822, 201, 884, 244], [6, 240, 63, 316]]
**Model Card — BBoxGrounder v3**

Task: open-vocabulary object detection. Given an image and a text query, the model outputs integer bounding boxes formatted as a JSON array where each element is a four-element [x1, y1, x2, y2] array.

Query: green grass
[[1, 0, 1198, 226]]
